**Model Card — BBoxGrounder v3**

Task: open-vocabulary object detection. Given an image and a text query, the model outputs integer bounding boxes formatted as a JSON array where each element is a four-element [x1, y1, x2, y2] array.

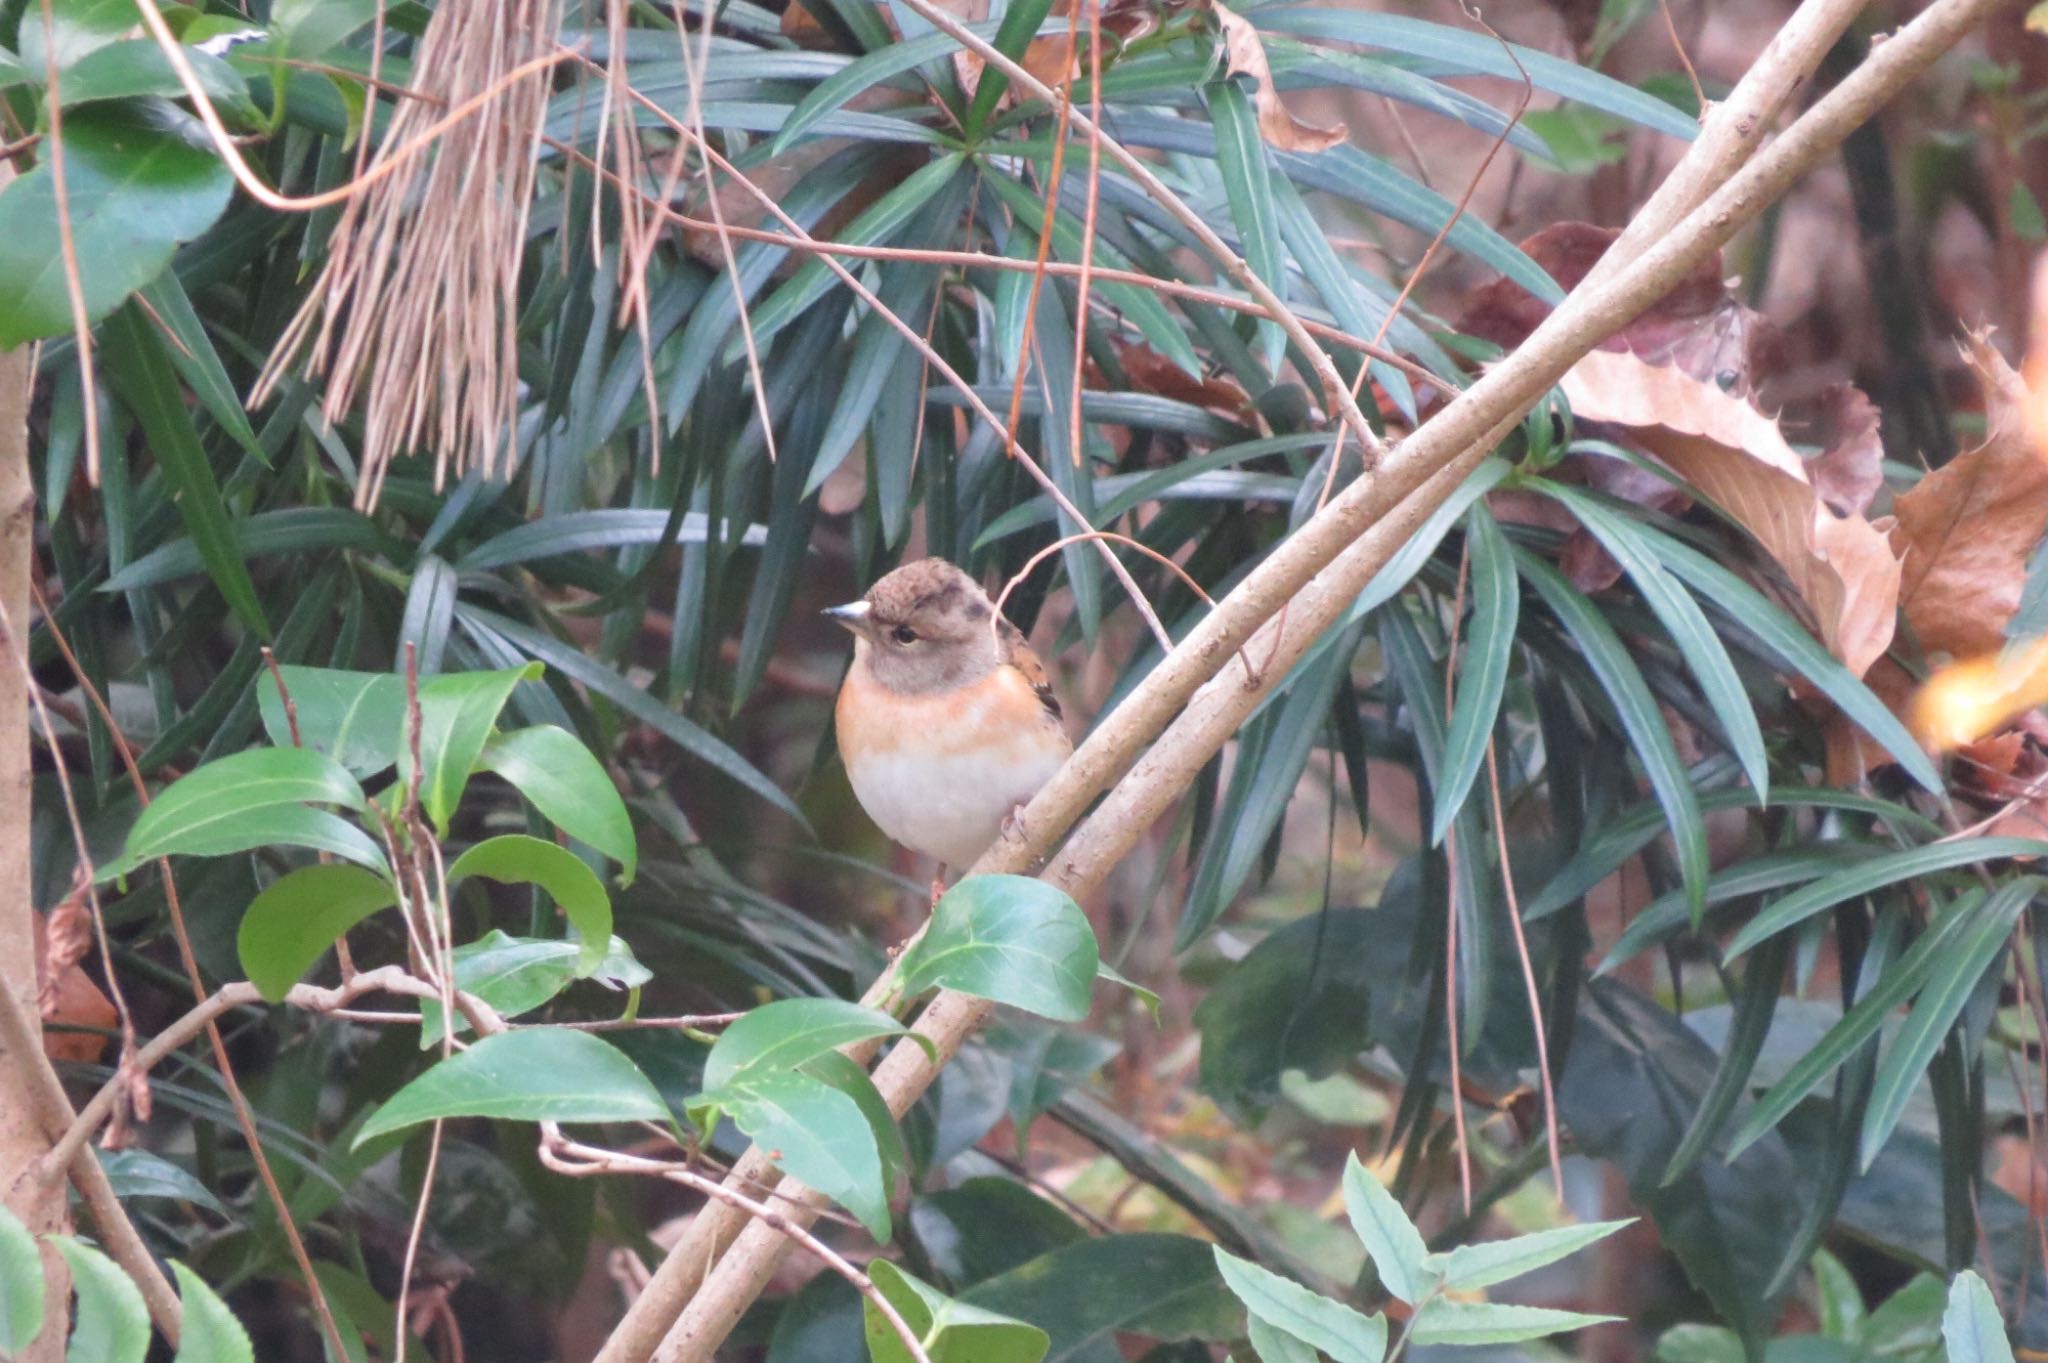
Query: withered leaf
[[1208, 0, 1346, 153], [1891, 334, 2048, 661], [1560, 349, 1902, 678]]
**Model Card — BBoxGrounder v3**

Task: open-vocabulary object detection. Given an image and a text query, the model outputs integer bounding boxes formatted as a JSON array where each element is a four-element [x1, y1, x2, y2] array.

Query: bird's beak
[[823, 600, 871, 634]]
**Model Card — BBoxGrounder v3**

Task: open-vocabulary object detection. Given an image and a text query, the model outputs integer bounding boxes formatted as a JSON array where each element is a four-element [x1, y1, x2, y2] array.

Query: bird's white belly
[[846, 744, 1067, 870]]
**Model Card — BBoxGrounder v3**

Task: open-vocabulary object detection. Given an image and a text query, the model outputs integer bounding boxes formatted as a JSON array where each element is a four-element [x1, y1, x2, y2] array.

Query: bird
[[826, 557, 1073, 882]]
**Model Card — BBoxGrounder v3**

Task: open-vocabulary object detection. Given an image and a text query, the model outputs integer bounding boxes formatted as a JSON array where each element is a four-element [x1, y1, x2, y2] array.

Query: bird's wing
[[999, 619, 1063, 722]]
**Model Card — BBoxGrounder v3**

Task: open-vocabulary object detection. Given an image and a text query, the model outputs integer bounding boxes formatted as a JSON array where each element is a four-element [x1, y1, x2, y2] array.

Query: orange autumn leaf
[[1892, 335, 2048, 662], [1559, 349, 1902, 678], [1909, 635, 2048, 751]]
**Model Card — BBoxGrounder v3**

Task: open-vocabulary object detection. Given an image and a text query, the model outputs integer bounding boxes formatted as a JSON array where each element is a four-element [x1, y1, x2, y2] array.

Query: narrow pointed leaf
[[1432, 1219, 1633, 1292], [1411, 1300, 1621, 1345], [1213, 1248, 1385, 1363], [1431, 506, 1517, 846], [1340, 1152, 1430, 1304]]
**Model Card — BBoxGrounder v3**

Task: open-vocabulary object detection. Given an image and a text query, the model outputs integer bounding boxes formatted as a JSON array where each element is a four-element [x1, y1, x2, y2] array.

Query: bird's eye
[[891, 625, 919, 645]]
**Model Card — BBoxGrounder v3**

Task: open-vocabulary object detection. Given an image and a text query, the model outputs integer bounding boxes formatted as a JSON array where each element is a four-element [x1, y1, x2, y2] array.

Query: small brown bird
[[826, 558, 1072, 875]]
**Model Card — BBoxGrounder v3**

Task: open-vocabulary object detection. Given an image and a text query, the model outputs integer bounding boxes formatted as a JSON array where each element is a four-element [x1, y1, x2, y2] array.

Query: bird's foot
[[1000, 804, 1028, 844]]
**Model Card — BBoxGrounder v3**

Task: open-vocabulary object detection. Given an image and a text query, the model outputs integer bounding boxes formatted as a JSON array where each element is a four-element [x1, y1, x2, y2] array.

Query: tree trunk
[[0, 335, 68, 1355]]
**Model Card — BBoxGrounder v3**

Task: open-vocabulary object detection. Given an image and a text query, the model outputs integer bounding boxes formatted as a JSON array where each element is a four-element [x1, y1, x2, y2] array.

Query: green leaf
[[909, 1180, 1086, 1290], [97, 1149, 228, 1217], [0, 103, 233, 345], [1410, 1300, 1620, 1345], [479, 726, 637, 884], [1430, 1219, 1634, 1293], [702, 997, 910, 1091], [967, 1234, 1242, 1358], [0, 1205, 43, 1356], [1942, 1270, 2015, 1363], [53, 1237, 149, 1363], [57, 40, 256, 116], [112, 746, 367, 871], [100, 302, 269, 640], [1516, 547, 1709, 923], [712, 1067, 893, 1240], [1339, 1152, 1430, 1305], [1249, 9, 1699, 139], [170, 1260, 256, 1363], [1658, 934, 1790, 1185], [865, 1260, 1050, 1363], [135, 271, 264, 461], [455, 509, 765, 572], [805, 1051, 910, 1206], [773, 19, 1008, 153], [1726, 895, 1986, 1159], [1543, 486, 1768, 802], [405, 665, 543, 835], [1431, 505, 1517, 846], [1192, 910, 1375, 1120], [237, 863, 398, 1001], [1208, 79, 1284, 372], [256, 666, 409, 777], [896, 875, 1099, 1022], [18, 0, 138, 71], [1722, 838, 2048, 960], [464, 608, 805, 825], [965, 0, 1056, 130], [446, 835, 613, 976], [102, 509, 391, 593], [271, 0, 379, 57], [1248, 1317, 1320, 1363], [417, 930, 604, 1046], [1860, 878, 2036, 1169], [1653, 537, 1940, 792], [1213, 1248, 1384, 1363], [744, 153, 963, 347], [355, 1029, 668, 1145]]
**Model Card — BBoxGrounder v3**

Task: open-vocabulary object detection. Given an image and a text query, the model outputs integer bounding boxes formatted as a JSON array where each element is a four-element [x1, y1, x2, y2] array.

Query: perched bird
[[827, 558, 1072, 877]]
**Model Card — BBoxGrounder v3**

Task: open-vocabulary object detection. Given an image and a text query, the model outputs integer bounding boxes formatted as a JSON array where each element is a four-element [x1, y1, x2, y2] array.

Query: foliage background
[[5, 0, 2048, 1359]]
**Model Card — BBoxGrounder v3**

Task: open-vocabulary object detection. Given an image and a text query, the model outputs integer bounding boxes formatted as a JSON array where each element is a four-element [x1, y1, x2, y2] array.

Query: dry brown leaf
[[1891, 335, 2048, 662], [1208, 0, 1346, 153], [1561, 349, 1902, 677], [1117, 341, 1255, 422], [31, 899, 114, 1066], [1808, 384, 1884, 518]]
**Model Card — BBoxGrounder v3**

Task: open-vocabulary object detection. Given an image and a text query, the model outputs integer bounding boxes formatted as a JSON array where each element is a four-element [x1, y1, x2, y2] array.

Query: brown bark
[[0, 339, 69, 1355]]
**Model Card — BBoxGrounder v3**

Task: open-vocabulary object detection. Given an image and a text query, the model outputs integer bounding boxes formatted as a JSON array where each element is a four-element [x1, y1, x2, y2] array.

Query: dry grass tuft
[[255, 0, 564, 508]]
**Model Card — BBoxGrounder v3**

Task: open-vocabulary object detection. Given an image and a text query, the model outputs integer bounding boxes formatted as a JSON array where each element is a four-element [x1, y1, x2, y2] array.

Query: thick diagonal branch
[[602, 0, 2003, 1357]]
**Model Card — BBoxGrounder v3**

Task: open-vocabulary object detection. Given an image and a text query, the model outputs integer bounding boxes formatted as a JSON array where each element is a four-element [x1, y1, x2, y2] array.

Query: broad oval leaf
[[237, 863, 399, 1001], [716, 1067, 893, 1241], [1213, 1248, 1384, 1363], [896, 876, 1099, 1022], [53, 1236, 149, 1363], [446, 835, 613, 976], [354, 1029, 668, 1145], [170, 1260, 256, 1363], [968, 1233, 1243, 1358], [256, 666, 408, 777], [479, 726, 637, 884], [405, 665, 544, 835], [418, 930, 645, 1046], [864, 1260, 1050, 1363], [0, 1205, 41, 1356], [702, 997, 909, 1092], [111, 747, 369, 875], [0, 103, 233, 345]]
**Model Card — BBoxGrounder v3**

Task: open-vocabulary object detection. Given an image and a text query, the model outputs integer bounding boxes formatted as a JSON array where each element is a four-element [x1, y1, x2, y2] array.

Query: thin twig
[[39, 0, 102, 486], [1484, 736, 1565, 1198]]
